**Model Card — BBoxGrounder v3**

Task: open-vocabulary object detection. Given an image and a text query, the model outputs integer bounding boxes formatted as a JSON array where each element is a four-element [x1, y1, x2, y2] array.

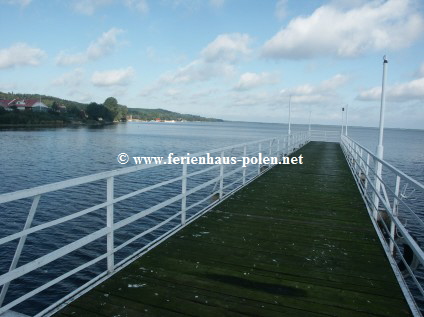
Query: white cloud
[[319, 74, 349, 90], [262, 0, 424, 59], [72, 0, 112, 15], [229, 91, 280, 108], [275, 0, 287, 20], [68, 89, 93, 103], [280, 74, 349, 104], [124, 0, 149, 14], [201, 33, 251, 63], [159, 59, 235, 85], [142, 33, 249, 94], [356, 87, 381, 101], [164, 88, 181, 97], [91, 67, 135, 86], [0, 0, 31, 6], [209, 0, 224, 8], [52, 68, 85, 86], [416, 62, 424, 77], [357, 77, 424, 102], [162, 0, 224, 11], [56, 28, 123, 66], [0, 43, 46, 69], [163, 0, 200, 11], [233, 72, 279, 91]]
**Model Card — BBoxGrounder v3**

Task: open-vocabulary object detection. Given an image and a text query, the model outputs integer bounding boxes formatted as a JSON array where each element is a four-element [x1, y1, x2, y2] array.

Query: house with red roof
[[0, 99, 49, 112]]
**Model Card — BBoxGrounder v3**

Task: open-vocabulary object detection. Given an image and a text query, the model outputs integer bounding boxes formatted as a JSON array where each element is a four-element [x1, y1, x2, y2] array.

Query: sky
[[0, 0, 423, 129]]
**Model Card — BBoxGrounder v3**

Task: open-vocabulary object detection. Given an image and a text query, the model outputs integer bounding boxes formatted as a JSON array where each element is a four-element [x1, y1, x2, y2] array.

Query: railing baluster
[[390, 176, 401, 254], [363, 154, 369, 191], [268, 139, 272, 168], [181, 162, 187, 225], [286, 135, 289, 155], [372, 158, 383, 220], [106, 177, 114, 274], [0, 194, 41, 308], [242, 145, 247, 185], [219, 151, 224, 199], [277, 138, 280, 160], [258, 143, 262, 175]]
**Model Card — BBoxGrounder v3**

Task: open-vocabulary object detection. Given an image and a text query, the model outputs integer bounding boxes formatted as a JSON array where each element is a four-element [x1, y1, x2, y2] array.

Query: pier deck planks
[[55, 142, 412, 317]]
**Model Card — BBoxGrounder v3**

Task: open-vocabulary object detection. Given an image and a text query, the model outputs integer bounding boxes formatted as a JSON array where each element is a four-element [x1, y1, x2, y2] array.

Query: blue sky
[[1, 0, 423, 129]]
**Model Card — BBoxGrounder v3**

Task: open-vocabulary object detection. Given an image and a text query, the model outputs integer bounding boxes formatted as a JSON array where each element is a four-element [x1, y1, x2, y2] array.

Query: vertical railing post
[[353, 144, 357, 171], [372, 159, 383, 220], [219, 151, 224, 199], [258, 143, 262, 175], [365, 153, 370, 191], [390, 176, 401, 254], [242, 145, 247, 185], [106, 176, 114, 274], [181, 161, 187, 225], [268, 139, 272, 168], [286, 135, 290, 155], [0, 194, 40, 307], [277, 138, 280, 160], [355, 145, 359, 171]]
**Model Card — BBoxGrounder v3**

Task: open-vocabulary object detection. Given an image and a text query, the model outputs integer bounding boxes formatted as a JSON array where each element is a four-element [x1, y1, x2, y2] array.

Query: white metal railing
[[0, 131, 311, 316], [341, 135, 424, 316], [310, 129, 340, 142]]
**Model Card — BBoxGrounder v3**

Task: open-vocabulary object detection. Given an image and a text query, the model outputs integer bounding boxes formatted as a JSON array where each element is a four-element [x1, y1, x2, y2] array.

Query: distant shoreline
[[0, 120, 223, 128], [0, 121, 111, 128]]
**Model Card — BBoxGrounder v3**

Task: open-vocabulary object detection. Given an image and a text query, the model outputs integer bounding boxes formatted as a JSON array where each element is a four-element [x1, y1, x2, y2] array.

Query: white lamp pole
[[341, 106, 345, 136], [372, 56, 388, 220]]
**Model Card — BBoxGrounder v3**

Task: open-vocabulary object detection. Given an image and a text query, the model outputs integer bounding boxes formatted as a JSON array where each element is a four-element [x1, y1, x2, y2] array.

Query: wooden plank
[[55, 142, 412, 317]]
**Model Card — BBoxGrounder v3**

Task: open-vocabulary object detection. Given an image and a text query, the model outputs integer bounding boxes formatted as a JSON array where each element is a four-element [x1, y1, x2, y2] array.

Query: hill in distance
[[0, 92, 223, 122], [127, 107, 223, 122]]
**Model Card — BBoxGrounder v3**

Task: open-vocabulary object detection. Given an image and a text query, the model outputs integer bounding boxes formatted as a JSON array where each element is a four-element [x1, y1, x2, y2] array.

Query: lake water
[[1, 122, 423, 194], [0, 121, 423, 315]]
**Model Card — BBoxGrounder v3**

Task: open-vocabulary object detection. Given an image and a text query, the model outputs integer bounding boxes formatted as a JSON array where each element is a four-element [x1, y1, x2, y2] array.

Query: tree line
[[86, 97, 128, 122], [0, 92, 222, 124], [0, 95, 128, 125]]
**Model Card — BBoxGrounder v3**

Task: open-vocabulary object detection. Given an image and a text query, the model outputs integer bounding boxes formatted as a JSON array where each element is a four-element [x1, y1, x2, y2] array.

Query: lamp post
[[341, 106, 345, 136], [372, 56, 388, 220]]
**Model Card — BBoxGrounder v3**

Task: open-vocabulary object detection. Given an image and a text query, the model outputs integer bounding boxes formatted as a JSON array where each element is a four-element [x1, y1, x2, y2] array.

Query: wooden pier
[[55, 142, 412, 317]]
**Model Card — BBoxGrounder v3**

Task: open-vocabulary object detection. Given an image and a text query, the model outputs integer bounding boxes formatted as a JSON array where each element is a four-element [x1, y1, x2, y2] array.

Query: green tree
[[51, 101, 60, 112], [104, 97, 120, 121], [86, 102, 112, 121], [120, 105, 128, 120]]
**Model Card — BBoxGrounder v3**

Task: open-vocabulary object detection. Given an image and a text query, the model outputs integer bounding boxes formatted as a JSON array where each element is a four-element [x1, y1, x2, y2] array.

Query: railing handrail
[[342, 135, 424, 192], [0, 131, 315, 316], [340, 135, 424, 317]]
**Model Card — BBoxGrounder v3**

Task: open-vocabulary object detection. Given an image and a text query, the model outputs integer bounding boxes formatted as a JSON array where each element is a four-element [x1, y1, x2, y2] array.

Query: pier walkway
[[55, 142, 411, 317]]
